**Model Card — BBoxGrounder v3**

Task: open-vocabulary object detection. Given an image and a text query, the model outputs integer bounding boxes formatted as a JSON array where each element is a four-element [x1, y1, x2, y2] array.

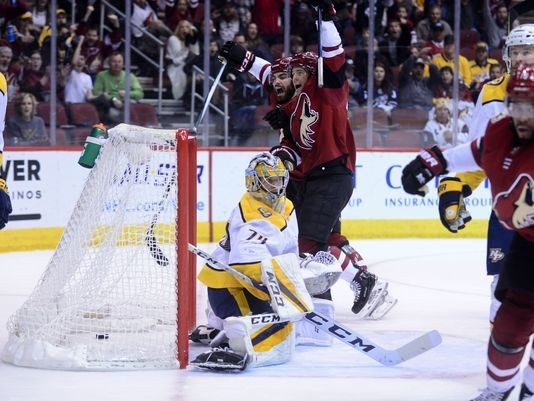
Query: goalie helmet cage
[[1, 124, 197, 370]]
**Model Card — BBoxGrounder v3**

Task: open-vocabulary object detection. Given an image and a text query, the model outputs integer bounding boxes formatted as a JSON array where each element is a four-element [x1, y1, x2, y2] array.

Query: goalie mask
[[245, 153, 289, 212], [502, 24, 534, 72]]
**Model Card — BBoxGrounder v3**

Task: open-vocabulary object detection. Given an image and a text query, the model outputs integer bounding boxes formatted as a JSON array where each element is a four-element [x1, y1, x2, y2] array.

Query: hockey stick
[[188, 243, 443, 366], [145, 60, 227, 266], [145, 170, 176, 266], [317, 7, 324, 88]]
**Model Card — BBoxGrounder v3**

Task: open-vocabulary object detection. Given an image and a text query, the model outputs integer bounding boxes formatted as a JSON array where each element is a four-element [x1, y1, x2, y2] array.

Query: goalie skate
[[189, 325, 221, 345], [190, 347, 247, 372]]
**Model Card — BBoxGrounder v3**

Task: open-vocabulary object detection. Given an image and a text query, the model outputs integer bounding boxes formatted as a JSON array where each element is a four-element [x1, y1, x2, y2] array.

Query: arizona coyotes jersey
[[198, 192, 299, 299], [475, 115, 534, 241]]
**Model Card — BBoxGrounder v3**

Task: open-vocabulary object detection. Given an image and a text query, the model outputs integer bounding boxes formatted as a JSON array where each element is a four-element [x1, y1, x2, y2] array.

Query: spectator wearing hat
[[11, 11, 39, 60], [469, 41, 500, 99], [421, 97, 468, 149], [416, 5, 452, 43], [398, 54, 440, 110], [432, 34, 472, 87], [379, 17, 412, 67], [422, 21, 446, 57]]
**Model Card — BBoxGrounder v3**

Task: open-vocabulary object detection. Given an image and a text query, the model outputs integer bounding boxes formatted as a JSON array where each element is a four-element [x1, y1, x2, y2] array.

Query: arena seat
[[129, 103, 160, 127]]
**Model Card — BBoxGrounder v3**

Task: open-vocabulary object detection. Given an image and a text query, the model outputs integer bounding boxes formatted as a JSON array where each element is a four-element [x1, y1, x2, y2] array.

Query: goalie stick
[[188, 243, 443, 366], [145, 60, 227, 266]]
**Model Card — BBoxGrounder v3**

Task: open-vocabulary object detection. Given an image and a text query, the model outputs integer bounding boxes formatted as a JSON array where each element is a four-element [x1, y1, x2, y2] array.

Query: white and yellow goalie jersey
[[459, 73, 509, 191], [198, 192, 298, 300]]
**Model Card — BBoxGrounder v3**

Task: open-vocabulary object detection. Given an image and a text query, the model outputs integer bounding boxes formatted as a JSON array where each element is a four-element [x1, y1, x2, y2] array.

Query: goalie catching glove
[[220, 41, 255, 72], [401, 146, 448, 196], [0, 177, 12, 230], [437, 177, 472, 233]]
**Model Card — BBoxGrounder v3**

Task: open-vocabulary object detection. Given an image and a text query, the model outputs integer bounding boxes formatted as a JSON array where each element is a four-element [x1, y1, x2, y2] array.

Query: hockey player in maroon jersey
[[218, 0, 396, 320], [400, 63, 534, 401]]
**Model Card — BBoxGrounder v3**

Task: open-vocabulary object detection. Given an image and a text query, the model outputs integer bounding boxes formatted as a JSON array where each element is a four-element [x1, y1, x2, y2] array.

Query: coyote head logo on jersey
[[291, 93, 318, 150], [494, 174, 534, 230]]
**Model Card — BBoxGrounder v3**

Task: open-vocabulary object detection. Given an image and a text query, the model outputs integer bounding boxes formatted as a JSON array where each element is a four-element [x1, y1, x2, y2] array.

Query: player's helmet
[[245, 152, 289, 211], [503, 24, 534, 72], [290, 52, 318, 76], [506, 63, 534, 101], [271, 57, 292, 75]]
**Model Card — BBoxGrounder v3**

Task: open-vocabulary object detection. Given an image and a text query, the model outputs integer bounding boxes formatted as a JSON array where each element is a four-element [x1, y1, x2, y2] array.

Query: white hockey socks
[[295, 298, 335, 347], [261, 253, 313, 321]]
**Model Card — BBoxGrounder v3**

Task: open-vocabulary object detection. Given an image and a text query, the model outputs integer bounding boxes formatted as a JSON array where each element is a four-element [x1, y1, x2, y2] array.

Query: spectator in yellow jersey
[[432, 34, 472, 87], [469, 42, 499, 102]]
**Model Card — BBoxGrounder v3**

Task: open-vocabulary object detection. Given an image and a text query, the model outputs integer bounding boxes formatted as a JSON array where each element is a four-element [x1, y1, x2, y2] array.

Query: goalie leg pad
[[224, 316, 295, 368], [296, 298, 335, 346], [261, 253, 313, 321]]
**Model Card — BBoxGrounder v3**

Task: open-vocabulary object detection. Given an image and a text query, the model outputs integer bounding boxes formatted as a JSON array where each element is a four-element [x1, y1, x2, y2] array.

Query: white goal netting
[[2, 124, 196, 370]]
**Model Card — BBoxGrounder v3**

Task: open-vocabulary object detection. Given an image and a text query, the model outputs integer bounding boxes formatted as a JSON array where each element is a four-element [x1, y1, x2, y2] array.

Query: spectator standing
[[416, 5, 452, 43], [165, 0, 194, 32], [245, 23, 272, 63], [166, 20, 199, 101], [91, 52, 144, 124], [422, 22, 446, 57], [76, 7, 122, 80], [482, 0, 508, 49], [216, 2, 242, 43], [30, 0, 50, 30], [379, 17, 412, 67], [251, 0, 284, 45], [5, 92, 48, 146], [64, 39, 93, 104], [11, 12, 40, 61]]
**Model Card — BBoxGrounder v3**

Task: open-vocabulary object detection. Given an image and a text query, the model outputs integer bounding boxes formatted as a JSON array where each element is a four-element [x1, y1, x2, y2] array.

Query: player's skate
[[350, 269, 397, 320], [190, 346, 247, 372], [189, 325, 221, 345], [468, 387, 514, 401], [519, 383, 534, 401]]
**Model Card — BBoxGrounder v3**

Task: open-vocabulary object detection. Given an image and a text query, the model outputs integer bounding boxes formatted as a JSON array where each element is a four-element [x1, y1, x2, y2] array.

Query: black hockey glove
[[219, 41, 256, 72], [401, 146, 448, 196], [0, 178, 13, 230], [264, 107, 290, 130], [437, 177, 472, 233], [309, 0, 336, 20], [270, 145, 299, 172]]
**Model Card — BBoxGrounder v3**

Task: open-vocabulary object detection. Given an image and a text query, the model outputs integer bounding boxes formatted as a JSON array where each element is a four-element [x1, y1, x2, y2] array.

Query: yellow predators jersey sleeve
[[456, 170, 487, 192], [0, 72, 7, 159], [198, 193, 299, 300], [468, 73, 509, 141]]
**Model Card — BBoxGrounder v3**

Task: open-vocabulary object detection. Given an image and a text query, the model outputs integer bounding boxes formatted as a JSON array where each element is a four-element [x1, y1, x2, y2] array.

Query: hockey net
[[2, 124, 197, 370]]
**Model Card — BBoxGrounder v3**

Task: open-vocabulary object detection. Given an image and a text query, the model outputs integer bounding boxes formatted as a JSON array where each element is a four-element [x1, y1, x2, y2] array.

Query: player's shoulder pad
[[0, 72, 7, 95], [480, 73, 510, 106], [238, 193, 294, 230]]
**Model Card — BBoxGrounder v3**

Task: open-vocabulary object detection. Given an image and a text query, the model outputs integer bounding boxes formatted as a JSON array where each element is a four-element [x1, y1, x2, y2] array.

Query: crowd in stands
[[0, 0, 512, 147]]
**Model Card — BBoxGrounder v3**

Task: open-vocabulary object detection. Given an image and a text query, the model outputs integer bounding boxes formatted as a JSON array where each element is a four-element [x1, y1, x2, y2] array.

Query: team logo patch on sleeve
[[494, 174, 534, 230]]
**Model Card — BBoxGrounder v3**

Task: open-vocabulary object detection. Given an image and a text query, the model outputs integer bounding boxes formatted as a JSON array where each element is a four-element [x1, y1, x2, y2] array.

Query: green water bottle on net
[[78, 123, 108, 168]]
